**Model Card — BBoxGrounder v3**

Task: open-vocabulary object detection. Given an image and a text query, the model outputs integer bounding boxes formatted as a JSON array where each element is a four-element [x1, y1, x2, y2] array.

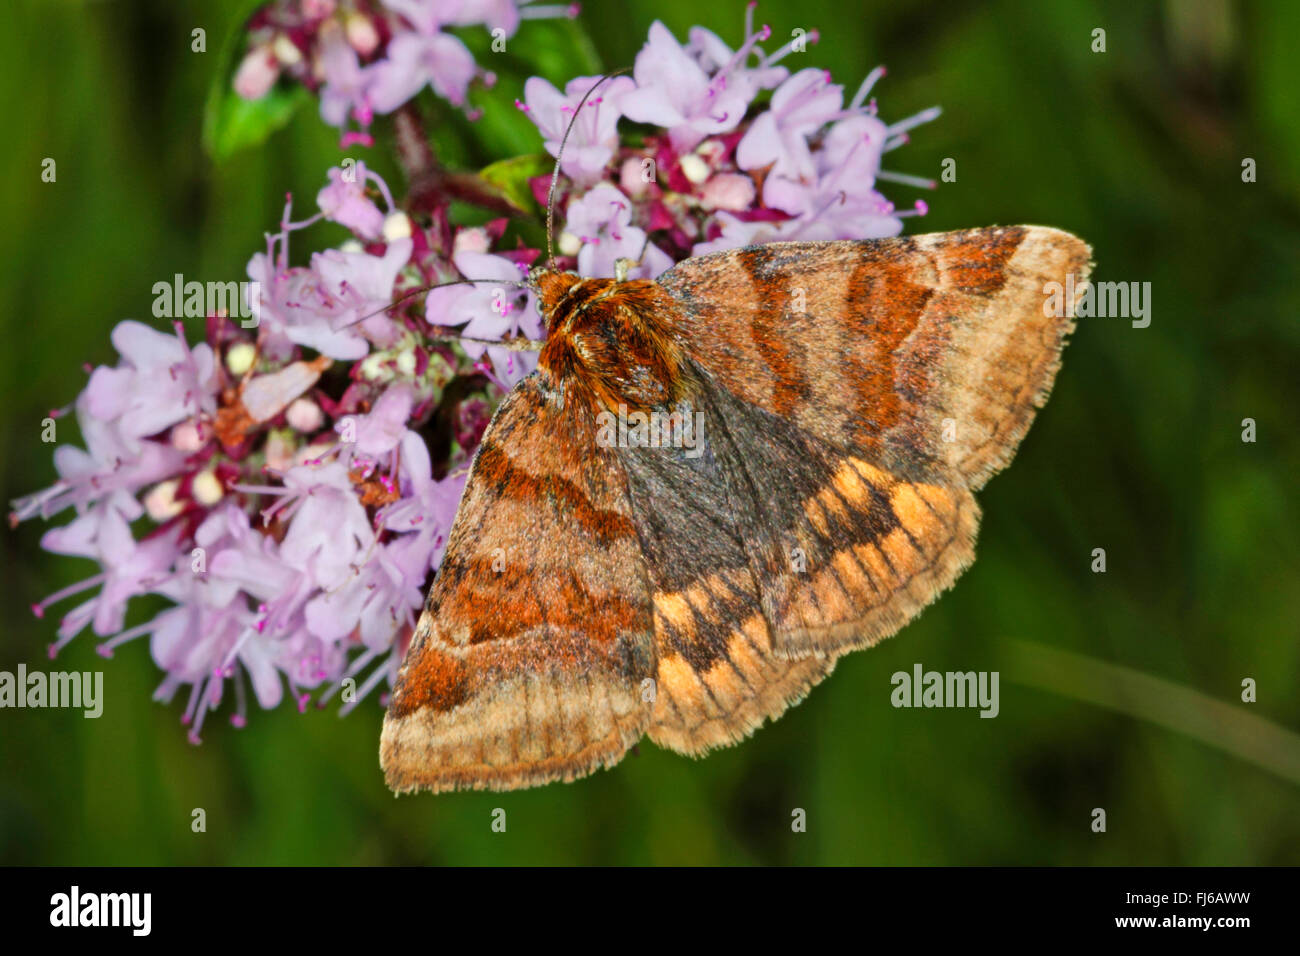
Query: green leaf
[[201, 0, 309, 161], [478, 153, 552, 215], [203, 84, 311, 162], [435, 17, 604, 166]]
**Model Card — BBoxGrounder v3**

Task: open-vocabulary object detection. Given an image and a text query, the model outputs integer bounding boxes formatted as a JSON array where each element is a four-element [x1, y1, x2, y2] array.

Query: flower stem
[[393, 103, 521, 218]]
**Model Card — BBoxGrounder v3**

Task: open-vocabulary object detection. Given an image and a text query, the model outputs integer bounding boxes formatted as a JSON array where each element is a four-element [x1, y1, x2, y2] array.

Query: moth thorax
[[536, 273, 688, 413]]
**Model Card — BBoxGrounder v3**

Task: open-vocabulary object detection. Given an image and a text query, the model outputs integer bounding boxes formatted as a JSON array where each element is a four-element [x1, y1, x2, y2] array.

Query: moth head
[[536, 273, 690, 414]]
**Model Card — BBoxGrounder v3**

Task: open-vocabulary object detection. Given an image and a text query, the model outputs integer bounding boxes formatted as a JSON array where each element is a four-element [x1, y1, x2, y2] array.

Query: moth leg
[[614, 235, 654, 282]]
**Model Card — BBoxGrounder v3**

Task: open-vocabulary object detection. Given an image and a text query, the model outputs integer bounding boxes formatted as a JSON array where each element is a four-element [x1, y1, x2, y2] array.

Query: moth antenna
[[335, 277, 541, 352], [545, 67, 632, 268], [345, 276, 530, 329]]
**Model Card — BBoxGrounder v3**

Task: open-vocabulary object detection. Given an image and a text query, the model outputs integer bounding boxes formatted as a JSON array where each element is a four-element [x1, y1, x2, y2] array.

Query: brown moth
[[380, 223, 1093, 793]]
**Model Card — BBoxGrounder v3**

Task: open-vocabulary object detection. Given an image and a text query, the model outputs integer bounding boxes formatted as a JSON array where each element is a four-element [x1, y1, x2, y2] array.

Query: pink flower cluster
[[520, 11, 939, 277], [14, 4, 939, 739], [13, 164, 506, 741], [234, 0, 579, 146]]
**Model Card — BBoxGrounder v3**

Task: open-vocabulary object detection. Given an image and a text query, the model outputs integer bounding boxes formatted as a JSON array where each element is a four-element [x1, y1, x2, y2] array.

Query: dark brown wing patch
[[617, 369, 975, 751], [698, 374, 980, 659], [615, 396, 834, 755]]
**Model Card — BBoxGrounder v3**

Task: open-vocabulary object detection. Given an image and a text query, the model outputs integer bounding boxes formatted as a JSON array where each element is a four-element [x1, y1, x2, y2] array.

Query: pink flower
[[315, 160, 394, 240], [246, 231, 412, 361], [138, 511, 284, 723], [245, 255, 356, 360], [309, 238, 413, 350], [205, 514, 314, 650], [368, 3, 478, 113], [233, 46, 280, 100], [521, 74, 635, 186], [11, 397, 185, 524], [562, 184, 673, 279], [736, 68, 845, 182], [759, 113, 909, 240], [276, 461, 376, 591], [303, 420, 463, 655], [302, 439, 459, 651], [139, 504, 333, 736], [425, 250, 541, 386], [683, 23, 789, 99], [620, 19, 785, 151], [381, 431, 466, 564], [84, 320, 218, 447], [318, 27, 376, 136], [337, 384, 415, 460], [303, 547, 420, 647], [40, 504, 182, 644], [147, 597, 266, 740]]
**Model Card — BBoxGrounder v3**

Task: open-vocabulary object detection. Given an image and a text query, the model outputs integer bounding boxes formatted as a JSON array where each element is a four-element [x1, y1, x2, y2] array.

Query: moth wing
[[616, 370, 975, 747], [615, 403, 836, 755], [658, 225, 1092, 490], [693, 376, 980, 660], [381, 373, 655, 794], [652, 226, 1087, 659]]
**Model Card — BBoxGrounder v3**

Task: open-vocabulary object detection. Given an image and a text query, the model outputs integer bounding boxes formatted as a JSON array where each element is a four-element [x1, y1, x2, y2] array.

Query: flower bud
[[144, 480, 184, 521], [558, 231, 582, 257], [271, 34, 302, 68], [286, 398, 325, 433], [345, 13, 380, 56], [226, 342, 257, 376], [620, 157, 651, 198], [171, 419, 209, 452], [452, 227, 490, 256], [233, 47, 279, 101], [699, 173, 757, 212], [192, 470, 224, 506], [382, 211, 412, 242], [679, 153, 711, 185], [264, 431, 296, 472]]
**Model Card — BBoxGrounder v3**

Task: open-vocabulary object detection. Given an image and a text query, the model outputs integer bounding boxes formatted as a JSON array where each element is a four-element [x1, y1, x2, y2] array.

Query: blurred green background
[[2, 0, 1298, 865]]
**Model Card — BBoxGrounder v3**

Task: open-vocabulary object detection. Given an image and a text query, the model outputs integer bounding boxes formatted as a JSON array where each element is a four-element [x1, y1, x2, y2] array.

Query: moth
[[380, 78, 1092, 794], [380, 221, 1092, 793]]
